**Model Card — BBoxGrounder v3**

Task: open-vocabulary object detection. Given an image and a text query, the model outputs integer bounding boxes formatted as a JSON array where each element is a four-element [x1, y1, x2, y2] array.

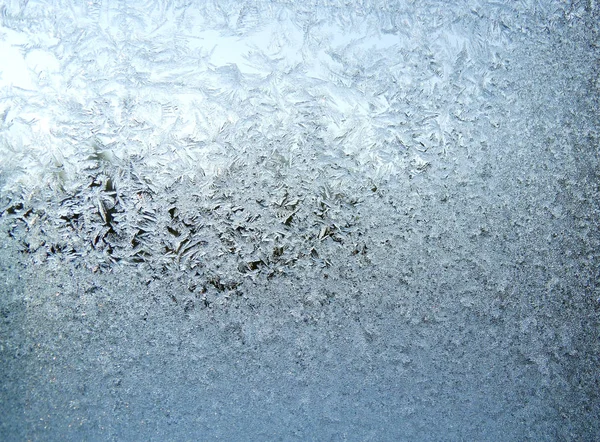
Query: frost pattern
[[0, 0, 594, 291], [1, 1, 599, 440]]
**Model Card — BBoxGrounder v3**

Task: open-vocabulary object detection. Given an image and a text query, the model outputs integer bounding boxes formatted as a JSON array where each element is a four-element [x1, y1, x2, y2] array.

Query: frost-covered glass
[[1, 0, 598, 440]]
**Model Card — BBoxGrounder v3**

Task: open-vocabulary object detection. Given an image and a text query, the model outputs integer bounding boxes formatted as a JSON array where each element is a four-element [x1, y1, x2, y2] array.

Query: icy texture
[[0, 0, 534, 279], [1, 0, 599, 440]]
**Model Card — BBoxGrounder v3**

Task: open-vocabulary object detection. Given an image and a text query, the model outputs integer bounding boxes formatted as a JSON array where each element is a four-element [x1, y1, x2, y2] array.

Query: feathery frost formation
[[0, 0, 593, 289], [1, 1, 599, 440]]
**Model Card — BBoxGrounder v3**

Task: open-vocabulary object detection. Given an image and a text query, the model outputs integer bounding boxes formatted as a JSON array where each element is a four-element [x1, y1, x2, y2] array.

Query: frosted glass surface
[[1, 1, 598, 440]]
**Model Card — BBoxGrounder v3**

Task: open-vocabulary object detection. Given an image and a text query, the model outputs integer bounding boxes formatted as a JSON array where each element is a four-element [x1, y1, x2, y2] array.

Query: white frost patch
[[0, 41, 33, 89]]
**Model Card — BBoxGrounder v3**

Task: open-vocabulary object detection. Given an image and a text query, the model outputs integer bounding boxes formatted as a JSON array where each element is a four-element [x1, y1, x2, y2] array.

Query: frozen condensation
[[0, 0, 598, 440]]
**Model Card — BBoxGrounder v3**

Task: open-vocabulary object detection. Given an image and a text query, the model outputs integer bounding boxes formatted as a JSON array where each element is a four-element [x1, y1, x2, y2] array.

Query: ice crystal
[[0, 0, 598, 439]]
